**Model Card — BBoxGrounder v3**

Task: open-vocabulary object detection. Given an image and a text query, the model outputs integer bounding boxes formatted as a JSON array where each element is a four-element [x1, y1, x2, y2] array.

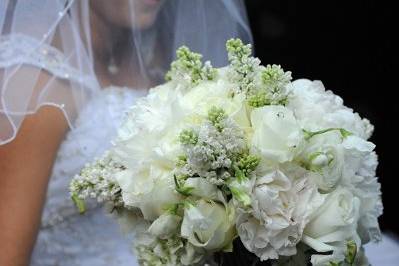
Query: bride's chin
[[90, 0, 163, 30]]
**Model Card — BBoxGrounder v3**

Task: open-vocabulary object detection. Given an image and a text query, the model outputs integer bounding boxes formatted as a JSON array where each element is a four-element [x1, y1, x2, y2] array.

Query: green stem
[[303, 128, 352, 141]]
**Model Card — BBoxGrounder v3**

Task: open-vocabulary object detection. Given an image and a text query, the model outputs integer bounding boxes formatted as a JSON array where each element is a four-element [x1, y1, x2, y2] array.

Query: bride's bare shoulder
[[0, 69, 70, 265], [0, 68, 70, 163]]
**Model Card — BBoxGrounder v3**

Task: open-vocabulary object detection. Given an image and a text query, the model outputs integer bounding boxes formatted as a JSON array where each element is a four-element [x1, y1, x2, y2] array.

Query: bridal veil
[[0, 0, 252, 145]]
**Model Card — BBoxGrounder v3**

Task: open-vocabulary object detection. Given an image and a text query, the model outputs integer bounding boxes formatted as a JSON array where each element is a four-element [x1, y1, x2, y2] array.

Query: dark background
[[245, 0, 397, 235]]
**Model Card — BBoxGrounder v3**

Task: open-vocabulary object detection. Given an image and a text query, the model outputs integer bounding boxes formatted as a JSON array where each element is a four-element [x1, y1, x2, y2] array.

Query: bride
[[0, 0, 252, 265]]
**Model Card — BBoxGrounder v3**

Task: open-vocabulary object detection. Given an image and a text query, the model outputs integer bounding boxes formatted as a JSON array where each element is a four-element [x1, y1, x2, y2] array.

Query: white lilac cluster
[[70, 39, 382, 266], [176, 107, 248, 185], [69, 152, 124, 213]]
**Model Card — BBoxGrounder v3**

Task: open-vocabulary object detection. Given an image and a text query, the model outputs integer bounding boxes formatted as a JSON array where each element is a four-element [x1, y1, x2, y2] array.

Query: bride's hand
[[0, 101, 68, 265]]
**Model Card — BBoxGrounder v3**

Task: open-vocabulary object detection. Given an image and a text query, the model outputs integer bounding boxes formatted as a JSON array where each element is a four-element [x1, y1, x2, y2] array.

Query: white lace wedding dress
[[30, 87, 146, 266], [0, 34, 146, 266]]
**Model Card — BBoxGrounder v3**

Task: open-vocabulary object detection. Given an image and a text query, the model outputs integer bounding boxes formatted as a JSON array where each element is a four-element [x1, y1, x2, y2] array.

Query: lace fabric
[[0, 33, 97, 143], [31, 87, 145, 266], [0, 0, 253, 145], [0, 34, 97, 92]]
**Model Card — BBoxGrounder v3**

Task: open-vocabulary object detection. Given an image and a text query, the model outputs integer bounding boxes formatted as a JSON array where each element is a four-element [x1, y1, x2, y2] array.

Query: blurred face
[[90, 0, 164, 29]]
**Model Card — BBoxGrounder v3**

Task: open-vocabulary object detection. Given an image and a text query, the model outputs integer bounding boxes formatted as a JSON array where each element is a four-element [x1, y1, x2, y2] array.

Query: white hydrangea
[[288, 79, 374, 140], [340, 138, 382, 243], [236, 169, 324, 261]]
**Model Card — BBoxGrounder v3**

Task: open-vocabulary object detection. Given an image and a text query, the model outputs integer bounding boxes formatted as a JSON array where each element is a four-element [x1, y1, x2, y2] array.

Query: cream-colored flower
[[300, 131, 345, 192], [302, 187, 361, 259], [288, 79, 373, 140], [115, 169, 181, 220], [184, 178, 221, 201], [250, 106, 304, 163], [135, 230, 205, 266], [181, 199, 236, 251], [236, 169, 324, 261], [341, 136, 382, 243], [148, 213, 182, 239], [180, 68, 251, 130]]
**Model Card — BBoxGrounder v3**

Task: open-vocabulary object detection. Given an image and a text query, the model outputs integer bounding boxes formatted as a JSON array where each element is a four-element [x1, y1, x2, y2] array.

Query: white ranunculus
[[181, 199, 236, 251], [148, 213, 182, 239], [302, 187, 361, 258], [236, 169, 324, 261], [288, 79, 373, 140], [300, 131, 345, 192], [250, 106, 304, 163], [115, 169, 181, 220]]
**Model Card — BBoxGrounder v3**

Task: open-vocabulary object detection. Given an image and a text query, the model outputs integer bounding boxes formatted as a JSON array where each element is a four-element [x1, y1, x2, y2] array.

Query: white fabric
[[365, 234, 399, 266], [0, 0, 252, 145], [31, 86, 146, 266]]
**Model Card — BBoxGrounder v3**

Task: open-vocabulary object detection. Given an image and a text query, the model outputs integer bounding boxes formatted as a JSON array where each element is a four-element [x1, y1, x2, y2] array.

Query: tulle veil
[[0, 0, 252, 145]]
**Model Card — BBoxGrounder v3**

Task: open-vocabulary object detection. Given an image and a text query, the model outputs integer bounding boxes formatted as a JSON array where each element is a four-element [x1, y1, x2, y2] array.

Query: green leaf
[[345, 240, 357, 265], [234, 165, 247, 183], [176, 186, 194, 197], [71, 193, 86, 214], [229, 186, 251, 206], [328, 262, 343, 266], [174, 175, 194, 197]]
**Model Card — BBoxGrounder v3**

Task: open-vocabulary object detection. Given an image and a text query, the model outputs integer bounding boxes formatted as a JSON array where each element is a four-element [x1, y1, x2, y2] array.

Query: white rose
[[236, 169, 324, 261], [115, 169, 181, 220], [181, 199, 236, 251], [310, 245, 370, 266], [288, 79, 373, 140], [302, 187, 361, 257], [250, 106, 304, 163], [148, 213, 182, 239]]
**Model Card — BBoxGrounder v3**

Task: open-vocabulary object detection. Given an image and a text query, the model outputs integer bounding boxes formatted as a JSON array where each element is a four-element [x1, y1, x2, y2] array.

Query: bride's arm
[[0, 81, 69, 265]]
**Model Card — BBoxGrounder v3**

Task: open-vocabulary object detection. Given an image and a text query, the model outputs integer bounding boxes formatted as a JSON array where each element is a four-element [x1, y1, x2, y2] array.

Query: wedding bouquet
[[70, 39, 382, 266]]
